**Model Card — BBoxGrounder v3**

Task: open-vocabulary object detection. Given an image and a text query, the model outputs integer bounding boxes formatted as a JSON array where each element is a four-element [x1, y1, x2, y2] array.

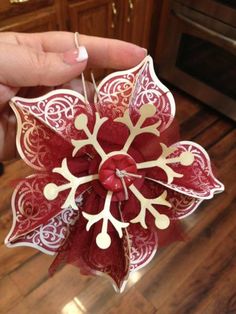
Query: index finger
[[2, 31, 147, 70]]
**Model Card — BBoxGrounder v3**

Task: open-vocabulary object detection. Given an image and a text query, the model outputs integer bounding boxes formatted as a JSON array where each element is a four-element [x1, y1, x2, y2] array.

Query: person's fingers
[[38, 32, 147, 69], [0, 42, 88, 88], [0, 32, 147, 70], [81, 35, 147, 69], [36, 32, 147, 68]]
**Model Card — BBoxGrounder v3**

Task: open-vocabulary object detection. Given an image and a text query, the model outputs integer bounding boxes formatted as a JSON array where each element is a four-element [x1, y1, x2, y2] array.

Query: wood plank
[[192, 118, 235, 149], [0, 159, 32, 214], [65, 272, 157, 314], [23, 265, 93, 314], [9, 253, 52, 296], [105, 288, 156, 314], [0, 246, 37, 280], [139, 192, 236, 305], [150, 200, 236, 313], [5, 301, 30, 314], [192, 256, 236, 314], [0, 275, 22, 313], [0, 210, 13, 241], [180, 110, 219, 140], [207, 129, 236, 168], [173, 89, 201, 124]]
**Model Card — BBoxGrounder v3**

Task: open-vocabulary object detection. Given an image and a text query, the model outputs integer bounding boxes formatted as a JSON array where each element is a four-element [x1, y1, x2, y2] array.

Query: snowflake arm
[[137, 143, 194, 184], [43, 158, 98, 209], [82, 191, 129, 249], [129, 185, 171, 229], [71, 112, 108, 160], [115, 104, 161, 152]]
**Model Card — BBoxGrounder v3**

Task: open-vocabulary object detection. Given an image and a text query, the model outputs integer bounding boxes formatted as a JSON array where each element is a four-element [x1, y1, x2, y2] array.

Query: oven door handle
[[173, 11, 236, 49]]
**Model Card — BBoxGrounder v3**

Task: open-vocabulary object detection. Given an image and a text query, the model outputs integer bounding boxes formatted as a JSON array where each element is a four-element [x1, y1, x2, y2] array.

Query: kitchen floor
[[0, 88, 235, 314]]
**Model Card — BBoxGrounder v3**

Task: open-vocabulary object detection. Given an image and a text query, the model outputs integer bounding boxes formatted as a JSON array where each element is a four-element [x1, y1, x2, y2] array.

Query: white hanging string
[[74, 32, 89, 104], [116, 169, 129, 200], [116, 168, 142, 200], [90, 71, 103, 111]]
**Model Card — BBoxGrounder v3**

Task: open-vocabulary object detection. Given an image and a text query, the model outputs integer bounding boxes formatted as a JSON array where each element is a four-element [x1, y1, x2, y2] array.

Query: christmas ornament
[[5, 56, 224, 291]]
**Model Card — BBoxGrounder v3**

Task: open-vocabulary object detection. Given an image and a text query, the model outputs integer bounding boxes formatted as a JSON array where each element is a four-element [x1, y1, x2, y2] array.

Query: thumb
[[0, 43, 88, 87]]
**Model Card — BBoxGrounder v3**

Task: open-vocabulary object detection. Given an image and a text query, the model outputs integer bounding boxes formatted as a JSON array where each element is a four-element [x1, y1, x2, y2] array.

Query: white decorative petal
[[96, 56, 175, 132], [146, 141, 225, 199]]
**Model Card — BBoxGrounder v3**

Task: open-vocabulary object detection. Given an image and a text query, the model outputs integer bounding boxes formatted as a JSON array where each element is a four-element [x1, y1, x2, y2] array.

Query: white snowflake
[[43, 103, 194, 249]]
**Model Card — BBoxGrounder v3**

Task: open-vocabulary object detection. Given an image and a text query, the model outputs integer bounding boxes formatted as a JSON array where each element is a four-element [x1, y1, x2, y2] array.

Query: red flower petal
[[128, 223, 158, 273], [146, 141, 224, 199], [50, 192, 130, 291], [96, 56, 175, 131], [5, 175, 82, 253], [96, 62, 142, 119], [11, 90, 94, 169], [144, 180, 202, 219], [11, 103, 74, 170], [129, 56, 175, 132]]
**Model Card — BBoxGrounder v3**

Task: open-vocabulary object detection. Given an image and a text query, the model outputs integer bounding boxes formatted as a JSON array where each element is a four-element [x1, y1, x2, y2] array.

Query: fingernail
[[138, 48, 147, 57], [63, 46, 88, 65], [136, 47, 147, 59], [142, 48, 148, 56]]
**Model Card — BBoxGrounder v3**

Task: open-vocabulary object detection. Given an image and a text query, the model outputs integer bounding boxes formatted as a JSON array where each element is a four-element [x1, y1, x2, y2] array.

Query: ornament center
[[99, 153, 140, 193]]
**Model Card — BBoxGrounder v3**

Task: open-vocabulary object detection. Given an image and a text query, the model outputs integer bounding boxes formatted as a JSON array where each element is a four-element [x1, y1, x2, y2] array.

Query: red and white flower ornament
[[5, 56, 224, 291]]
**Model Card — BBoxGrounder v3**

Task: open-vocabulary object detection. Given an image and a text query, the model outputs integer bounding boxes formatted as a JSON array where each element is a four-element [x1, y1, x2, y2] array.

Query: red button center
[[99, 153, 138, 192]]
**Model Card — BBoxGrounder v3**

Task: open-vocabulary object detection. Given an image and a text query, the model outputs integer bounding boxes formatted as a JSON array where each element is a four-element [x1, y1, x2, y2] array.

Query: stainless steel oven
[[158, 0, 236, 121]]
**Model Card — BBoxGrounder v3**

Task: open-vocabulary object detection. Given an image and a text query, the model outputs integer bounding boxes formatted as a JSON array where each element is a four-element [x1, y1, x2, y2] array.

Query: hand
[[0, 31, 147, 161]]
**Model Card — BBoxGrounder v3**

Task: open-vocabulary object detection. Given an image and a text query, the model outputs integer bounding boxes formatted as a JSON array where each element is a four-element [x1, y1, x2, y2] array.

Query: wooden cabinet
[[0, 0, 155, 47], [0, 0, 54, 20], [0, 0, 156, 78], [0, 0, 61, 32], [121, 0, 154, 48], [64, 0, 156, 79], [68, 0, 116, 38], [66, 0, 155, 48], [66, 0, 119, 78], [0, 9, 58, 32]]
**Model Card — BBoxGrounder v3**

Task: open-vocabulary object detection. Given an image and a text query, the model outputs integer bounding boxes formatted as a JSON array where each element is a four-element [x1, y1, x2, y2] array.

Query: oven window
[[176, 34, 236, 100], [215, 0, 236, 9]]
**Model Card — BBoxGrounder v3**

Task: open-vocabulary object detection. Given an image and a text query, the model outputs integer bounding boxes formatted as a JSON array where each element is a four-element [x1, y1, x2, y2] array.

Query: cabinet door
[[122, 0, 154, 49], [0, 9, 58, 32], [0, 0, 54, 21], [68, 0, 119, 79], [68, 0, 117, 38]]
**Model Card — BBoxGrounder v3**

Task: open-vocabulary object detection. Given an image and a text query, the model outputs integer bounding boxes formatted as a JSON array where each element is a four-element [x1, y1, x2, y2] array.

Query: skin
[[0, 31, 147, 161]]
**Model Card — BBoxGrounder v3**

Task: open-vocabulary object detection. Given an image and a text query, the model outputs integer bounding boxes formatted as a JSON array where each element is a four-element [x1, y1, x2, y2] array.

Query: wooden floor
[[0, 88, 236, 314]]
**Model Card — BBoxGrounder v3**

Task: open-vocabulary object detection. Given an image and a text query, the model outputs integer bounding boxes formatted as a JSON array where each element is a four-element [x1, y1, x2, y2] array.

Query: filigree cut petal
[[50, 193, 131, 292], [11, 90, 93, 170], [11, 102, 54, 171], [145, 141, 224, 199], [144, 180, 202, 220], [11, 90, 89, 136], [129, 56, 175, 132], [96, 56, 175, 131], [128, 224, 158, 273], [5, 175, 82, 254], [95, 62, 142, 119]]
